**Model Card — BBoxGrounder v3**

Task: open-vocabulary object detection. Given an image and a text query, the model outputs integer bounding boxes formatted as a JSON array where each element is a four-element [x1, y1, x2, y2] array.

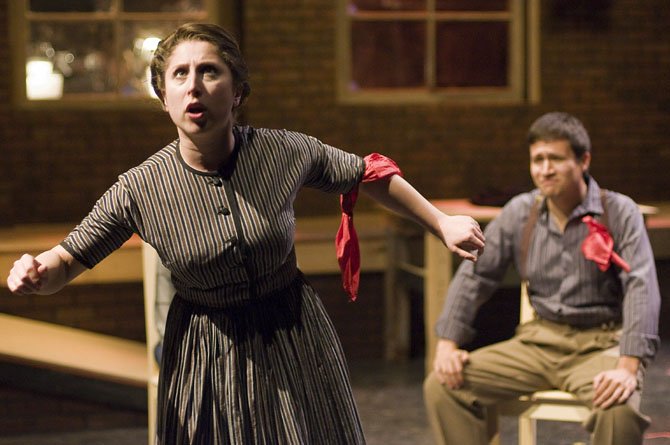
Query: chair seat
[[491, 390, 591, 445], [520, 391, 590, 423], [488, 282, 592, 445], [522, 390, 583, 404]]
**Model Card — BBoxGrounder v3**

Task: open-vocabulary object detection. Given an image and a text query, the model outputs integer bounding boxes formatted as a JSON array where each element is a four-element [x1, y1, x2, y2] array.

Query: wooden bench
[[0, 312, 147, 388]]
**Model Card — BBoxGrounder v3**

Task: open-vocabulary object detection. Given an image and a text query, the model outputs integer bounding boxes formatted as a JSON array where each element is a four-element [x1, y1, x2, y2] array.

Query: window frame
[[336, 0, 540, 105], [8, 0, 228, 109]]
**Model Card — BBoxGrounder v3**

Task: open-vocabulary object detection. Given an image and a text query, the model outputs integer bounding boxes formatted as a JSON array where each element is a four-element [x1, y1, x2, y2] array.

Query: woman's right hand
[[7, 254, 49, 295]]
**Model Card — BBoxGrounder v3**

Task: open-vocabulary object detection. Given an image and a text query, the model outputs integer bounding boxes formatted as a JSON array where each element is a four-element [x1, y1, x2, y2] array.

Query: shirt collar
[[571, 176, 603, 220]]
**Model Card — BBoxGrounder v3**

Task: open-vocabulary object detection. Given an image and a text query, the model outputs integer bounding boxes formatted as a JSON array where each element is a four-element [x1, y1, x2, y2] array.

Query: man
[[423, 112, 660, 445]]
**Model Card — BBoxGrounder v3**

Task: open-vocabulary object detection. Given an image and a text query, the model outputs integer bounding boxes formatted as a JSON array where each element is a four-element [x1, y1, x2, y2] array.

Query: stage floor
[[0, 345, 668, 445]]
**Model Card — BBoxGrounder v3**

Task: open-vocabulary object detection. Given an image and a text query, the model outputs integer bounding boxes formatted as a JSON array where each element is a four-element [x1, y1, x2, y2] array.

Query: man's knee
[[588, 403, 651, 445], [423, 371, 491, 445], [423, 371, 481, 414], [423, 371, 442, 395], [423, 371, 448, 409]]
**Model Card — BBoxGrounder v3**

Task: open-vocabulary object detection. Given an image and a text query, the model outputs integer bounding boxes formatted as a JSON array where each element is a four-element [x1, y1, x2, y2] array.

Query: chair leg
[[487, 405, 501, 445], [518, 413, 537, 445]]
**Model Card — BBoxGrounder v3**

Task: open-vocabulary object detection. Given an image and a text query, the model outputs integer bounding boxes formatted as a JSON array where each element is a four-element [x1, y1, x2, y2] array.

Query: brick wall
[[1, 0, 669, 436], [242, 0, 670, 215], [3, 0, 668, 227]]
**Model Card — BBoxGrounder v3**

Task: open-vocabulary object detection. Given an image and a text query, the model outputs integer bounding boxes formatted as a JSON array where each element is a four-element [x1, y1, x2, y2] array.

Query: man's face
[[529, 139, 590, 199]]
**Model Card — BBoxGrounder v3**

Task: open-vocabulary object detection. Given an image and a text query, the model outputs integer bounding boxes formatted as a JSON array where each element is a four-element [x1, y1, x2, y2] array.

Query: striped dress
[[61, 126, 367, 444]]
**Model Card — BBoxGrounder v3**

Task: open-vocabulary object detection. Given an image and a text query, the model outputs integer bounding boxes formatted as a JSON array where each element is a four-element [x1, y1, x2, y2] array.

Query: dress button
[[217, 206, 230, 215], [228, 236, 238, 245], [208, 177, 223, 187]]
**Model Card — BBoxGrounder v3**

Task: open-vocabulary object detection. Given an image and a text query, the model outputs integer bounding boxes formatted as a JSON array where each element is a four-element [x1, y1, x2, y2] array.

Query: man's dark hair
[[527, 112, 591, 159]]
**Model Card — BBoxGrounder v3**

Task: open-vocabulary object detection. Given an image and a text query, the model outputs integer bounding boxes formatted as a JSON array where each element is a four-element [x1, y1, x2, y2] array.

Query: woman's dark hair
[[527, 112, 591, 159], [150, 23, 251, 109]]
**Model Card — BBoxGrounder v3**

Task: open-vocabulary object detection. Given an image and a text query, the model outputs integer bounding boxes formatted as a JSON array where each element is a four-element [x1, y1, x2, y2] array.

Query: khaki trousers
[[423, 319, 650, 445]]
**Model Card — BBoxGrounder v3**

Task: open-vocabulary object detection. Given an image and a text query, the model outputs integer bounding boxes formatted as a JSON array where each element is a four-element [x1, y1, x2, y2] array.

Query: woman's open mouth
[[186, 103, 207, 120]]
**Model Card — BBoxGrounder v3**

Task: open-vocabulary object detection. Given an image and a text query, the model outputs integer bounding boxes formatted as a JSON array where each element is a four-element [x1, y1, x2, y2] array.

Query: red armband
[[336, 153, 402, 301]]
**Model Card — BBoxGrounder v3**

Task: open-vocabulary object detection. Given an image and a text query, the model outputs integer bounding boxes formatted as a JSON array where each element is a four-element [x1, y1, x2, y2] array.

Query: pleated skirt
[[155, 275, 366, 444]]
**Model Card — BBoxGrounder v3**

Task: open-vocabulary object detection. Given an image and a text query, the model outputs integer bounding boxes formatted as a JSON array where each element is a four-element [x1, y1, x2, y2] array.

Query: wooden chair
[[488, 282, 591, 445]]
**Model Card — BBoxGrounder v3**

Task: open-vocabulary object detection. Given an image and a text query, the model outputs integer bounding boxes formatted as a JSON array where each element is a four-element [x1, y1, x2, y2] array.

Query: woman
[[7, 23, 484, 444]]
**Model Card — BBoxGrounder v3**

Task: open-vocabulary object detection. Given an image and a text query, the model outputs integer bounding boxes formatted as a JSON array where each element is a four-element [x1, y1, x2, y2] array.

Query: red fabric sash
[[336, 153, 402, 301], [581, 215, 631, 273]]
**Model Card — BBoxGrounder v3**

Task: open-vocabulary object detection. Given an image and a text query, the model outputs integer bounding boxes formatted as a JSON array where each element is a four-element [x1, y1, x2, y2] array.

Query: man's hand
[[433, 339, 470, 389], [592, 356, 639, 409]]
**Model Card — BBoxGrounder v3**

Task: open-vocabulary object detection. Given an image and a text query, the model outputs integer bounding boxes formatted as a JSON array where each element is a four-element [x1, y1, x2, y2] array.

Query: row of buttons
[[207, 177, 223, 187], [208, 177, 236, 246], [208, 177, 230, 215]]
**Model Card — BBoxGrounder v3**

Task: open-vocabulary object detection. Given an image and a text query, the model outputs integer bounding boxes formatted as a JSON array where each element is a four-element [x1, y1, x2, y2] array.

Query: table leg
[[423, 233, 454, 373]]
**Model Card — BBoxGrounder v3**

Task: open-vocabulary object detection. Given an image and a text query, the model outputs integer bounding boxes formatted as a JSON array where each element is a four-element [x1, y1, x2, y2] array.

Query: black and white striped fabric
[[61, 126, 367, 444]]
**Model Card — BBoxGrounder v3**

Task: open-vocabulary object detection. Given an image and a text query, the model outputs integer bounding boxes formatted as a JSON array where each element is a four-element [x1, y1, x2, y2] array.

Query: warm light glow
[[145, 66, 158, 99], [26, 59, 53, 76], [26, 58, 63, 100], [135, 36, 162, 62], [142, 37, 161, 54], [135, 36, 162, 98]]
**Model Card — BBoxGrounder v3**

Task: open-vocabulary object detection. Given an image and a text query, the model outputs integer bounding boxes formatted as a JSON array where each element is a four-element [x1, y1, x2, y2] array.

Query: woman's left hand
[[439, 215, 485, 262]]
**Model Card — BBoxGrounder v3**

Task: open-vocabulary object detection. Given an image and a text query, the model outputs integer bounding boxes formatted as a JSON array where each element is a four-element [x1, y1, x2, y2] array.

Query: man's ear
[[580, 151, 592, 173]]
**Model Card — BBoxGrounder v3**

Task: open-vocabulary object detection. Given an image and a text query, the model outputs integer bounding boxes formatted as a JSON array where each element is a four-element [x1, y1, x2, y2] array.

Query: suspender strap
[[519, 195, 542, 281], [600, 189, 609, 229]]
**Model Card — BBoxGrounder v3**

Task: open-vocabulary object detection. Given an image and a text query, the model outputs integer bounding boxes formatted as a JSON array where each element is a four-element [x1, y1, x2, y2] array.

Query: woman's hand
[[439, 214, 485, 262], [7, 254, 48, 295], [6, 246, 86, 295], [359, 175, 485, 261]]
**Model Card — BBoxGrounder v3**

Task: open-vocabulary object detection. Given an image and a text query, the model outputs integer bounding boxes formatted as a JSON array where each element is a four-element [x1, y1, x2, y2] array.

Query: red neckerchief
[[581, 215, 631, 273], [336, 153, 402, 301]]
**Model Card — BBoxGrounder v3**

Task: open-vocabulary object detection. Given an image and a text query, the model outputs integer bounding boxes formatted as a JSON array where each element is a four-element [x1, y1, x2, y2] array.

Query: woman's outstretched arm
[[360, 175, 485, 261], [7, 245, 87, 295]]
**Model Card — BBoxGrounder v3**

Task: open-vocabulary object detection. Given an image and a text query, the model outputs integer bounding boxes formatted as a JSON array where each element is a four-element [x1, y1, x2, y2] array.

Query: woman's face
[[162, 40, 240, 141]]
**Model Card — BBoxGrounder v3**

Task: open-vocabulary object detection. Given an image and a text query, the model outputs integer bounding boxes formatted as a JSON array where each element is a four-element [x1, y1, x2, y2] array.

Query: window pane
[[351, 21, 425, 89], [28, 22, 116, 97], [349, 0, 425, 12], [29, 0, 112, 12], [120, 21, 187, 97], [123, 0, 205, 12], [436, 21, 507, 87], [436, 0, 508, 11]]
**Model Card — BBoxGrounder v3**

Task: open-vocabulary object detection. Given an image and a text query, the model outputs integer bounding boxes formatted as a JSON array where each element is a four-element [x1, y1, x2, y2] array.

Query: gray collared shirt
[[435, 178, 660, 363]]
